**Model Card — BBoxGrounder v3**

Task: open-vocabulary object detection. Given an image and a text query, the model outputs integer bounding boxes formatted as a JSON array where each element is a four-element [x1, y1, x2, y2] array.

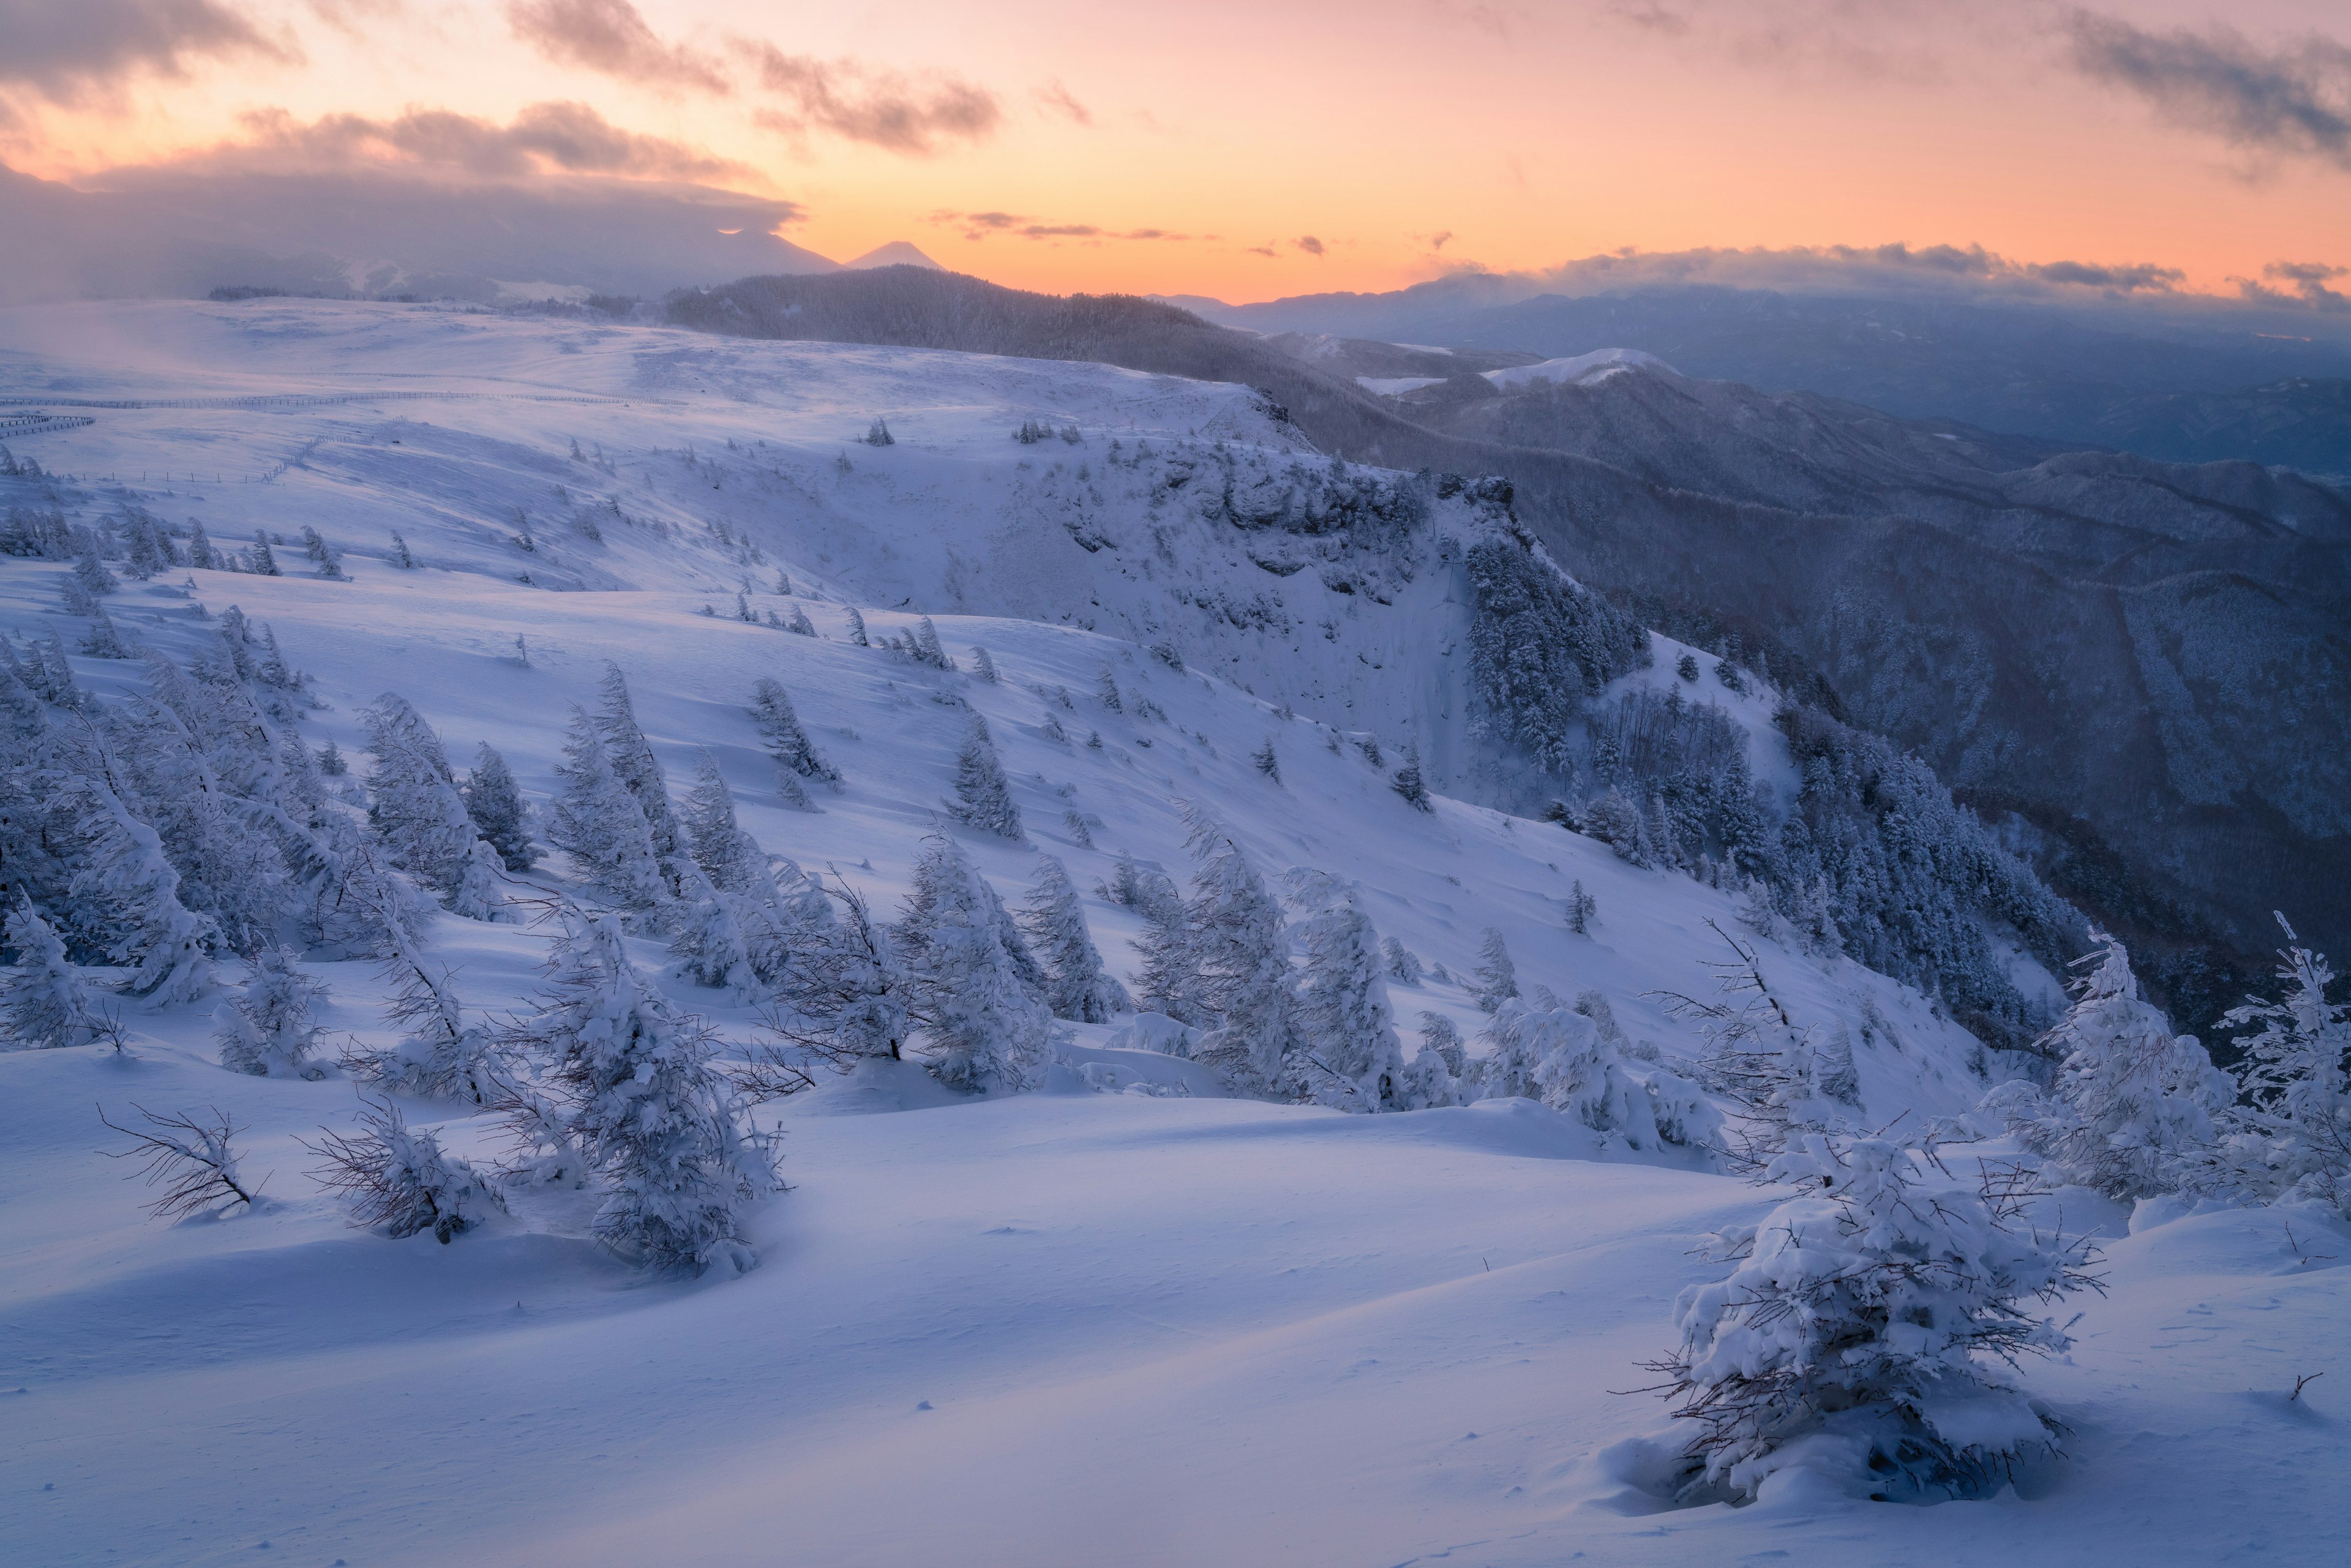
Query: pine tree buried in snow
[[1390, 749, 1431, 812], [2197, 916, 2351, 1216], [345, 918, 508, 1105], [363, 694, 493, 902], [1566, 880, 1598, 936], [946, 714, 1023, 840], [1649, 1135, 2098, 1502], [505, 914, 776, 1272], [304, 1098, 503, 1242], [910, 617, 954, 671], [1177, 812, 1299, 1095], [216, 947, 328, 1078], [1381, 935, 1423, 986], [594, 664, 686, 887], [1252, 737, 1281, 784], [970, 646, 1000, 684]]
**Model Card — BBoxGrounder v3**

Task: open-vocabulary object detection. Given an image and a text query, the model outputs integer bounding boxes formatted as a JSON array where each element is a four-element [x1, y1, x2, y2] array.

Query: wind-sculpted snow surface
[[0, 300, 2342, 1567]]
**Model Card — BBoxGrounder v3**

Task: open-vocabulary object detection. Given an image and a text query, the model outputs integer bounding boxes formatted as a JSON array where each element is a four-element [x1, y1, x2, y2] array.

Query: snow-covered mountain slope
[[2, 299, 2340, 1568], [1481, 347, 1675, 390]]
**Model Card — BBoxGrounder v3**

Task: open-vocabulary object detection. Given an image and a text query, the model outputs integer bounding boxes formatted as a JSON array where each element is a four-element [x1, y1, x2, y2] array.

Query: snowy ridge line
[[0, 391, 626, 411]]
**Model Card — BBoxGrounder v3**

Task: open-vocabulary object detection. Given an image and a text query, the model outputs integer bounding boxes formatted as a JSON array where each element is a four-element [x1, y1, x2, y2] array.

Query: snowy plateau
[[0, 299, 2343, 1568]]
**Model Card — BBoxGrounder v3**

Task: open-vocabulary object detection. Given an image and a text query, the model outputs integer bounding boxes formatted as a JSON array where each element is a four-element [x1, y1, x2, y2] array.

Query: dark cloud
[[2061, 10, 2351, 170], [0, 0, 293, 98], [504, 0, 728, 94], [746, 43, 999, 154], [2025, 258, 2183, 291], [2233, 260, 2351, 312], [1244, 244, 1277, 258], [928, 209, 1186, 243], [234, 100, 748, 183], [1295, 235, 1325, 257], [1428, 230, 1454, 251], [1033, 80, 1092, 126]]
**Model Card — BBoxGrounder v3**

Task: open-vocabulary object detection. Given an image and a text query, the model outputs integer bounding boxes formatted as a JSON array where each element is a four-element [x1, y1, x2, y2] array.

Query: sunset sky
[[7, 0, 2350, 302]]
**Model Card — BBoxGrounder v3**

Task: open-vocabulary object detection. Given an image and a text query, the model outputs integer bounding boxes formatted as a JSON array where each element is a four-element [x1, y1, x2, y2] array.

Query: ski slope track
[[0, 301, 2343, 1568]]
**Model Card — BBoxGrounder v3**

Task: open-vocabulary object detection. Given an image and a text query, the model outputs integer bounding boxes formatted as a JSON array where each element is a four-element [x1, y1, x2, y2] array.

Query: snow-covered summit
[[1482, 347, 1676, 390]]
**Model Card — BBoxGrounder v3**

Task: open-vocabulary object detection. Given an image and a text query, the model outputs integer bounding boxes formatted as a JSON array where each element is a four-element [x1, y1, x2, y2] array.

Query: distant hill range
[[669, 267, 2351, 1030]]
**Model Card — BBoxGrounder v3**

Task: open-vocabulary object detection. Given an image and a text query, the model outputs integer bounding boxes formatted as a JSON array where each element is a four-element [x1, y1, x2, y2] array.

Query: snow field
[[0, 299, 2344, 1567]]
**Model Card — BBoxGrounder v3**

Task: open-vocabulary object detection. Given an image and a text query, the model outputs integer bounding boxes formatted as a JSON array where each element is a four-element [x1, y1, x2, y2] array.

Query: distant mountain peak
[[844, 241, 945, 271]]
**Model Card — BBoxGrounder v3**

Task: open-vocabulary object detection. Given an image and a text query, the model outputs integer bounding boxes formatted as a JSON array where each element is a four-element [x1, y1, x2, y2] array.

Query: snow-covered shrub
[[98, 1103, 260, 1219], [504, 914, 777, 1272], [216, 947, 329, 1078], [1997, 931, 2229, 1201], [1382, 936, 1423, 986], [1294, 900, 1407, 1110], [1018, 854, 1130, 1022], [304, 1098, 503, 1243], [1472, 1001, 1663, 1146], [1649, 1135, 2098, 1503], [3, 901, 105, 1049], [1390, 751, 1431, 812], [895, 840, 1052, 1092], [945, 714, 1022, 839]]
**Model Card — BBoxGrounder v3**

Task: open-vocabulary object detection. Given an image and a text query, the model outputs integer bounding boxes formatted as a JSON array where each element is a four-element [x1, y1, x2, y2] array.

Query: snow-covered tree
[[317, 737, 348, 777], [593, 664, 686, 887], [73, 544, 118, 596], [1469, 1000, 1665, 1144], [1253, 737, 1281, 784], [304, 1097, 503, 1242], [547, 707, 667, 909], [945, 714, 1023, 840], [216, 947, 328, 1078], [249, 531, 282, 576], [1176, 812, 1299, 1094], [2195, 917, 2351, 1216], [1095, 663, 1123, 713], [970, 645, 1000, 683], [1997, 932, 2229, 1201], [1018, 853, 1130, 1022], [1391, 749, 1432, 812], [363, 694, 493, 906], [345, 918, 508, 1105], [896, 840, 1052, 1092], [64, 776, 214, 1004], [1294, 900, 1407, 1110], [845, 606, 869, 647], [749, 677, 841, 790], [911, 617, 954, 671], [1471, 928, 1518, 1011], [505, 914, 777, 1272], [462, 743, 537, 871], [1567, 880, 1598, 936], [1651, 1135, 2096, 1502], [3, 901, 104, 1049]]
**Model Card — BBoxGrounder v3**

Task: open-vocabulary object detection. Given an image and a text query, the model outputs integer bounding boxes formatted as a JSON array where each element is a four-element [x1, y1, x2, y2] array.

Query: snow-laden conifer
[[845, 606, 869, 647], [910, 617, 954, 670], [304, 1097, 503, 1242], [1649, 1134, 2096, 1502], [461, 743, 537, 871], [945, 713, 1022, 840], [1095, 663, 1122, 713], [1252, 736, 1281, 784], [346, 918, 508, 1104], [749, 677, 841, 790], [1993, 933, 2232, 1201], [64, 775, 214, 1003], [1176, 811, 1299, 1094], [362, 694, 495, 908], [3, 901, 105, 1049], [1567, 880, 1598, 935], [547, 707, 667, 909], [594, 663, 686, 885], [1018, 853, 1130, 1022], [2194, 917, 2351, 1216], [1391, 749, 1431, 812], [216, 946, 328, 1078], [1294, 899, 1407, 1110], [1381, 936, 1422, 986], [970, 645, 1000, 683], [1471, 927, 1518, 1011], [1471, 1000, 1665, 1144], [895, 839, 1052, 1092], [504, 914, 777, 1272]]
